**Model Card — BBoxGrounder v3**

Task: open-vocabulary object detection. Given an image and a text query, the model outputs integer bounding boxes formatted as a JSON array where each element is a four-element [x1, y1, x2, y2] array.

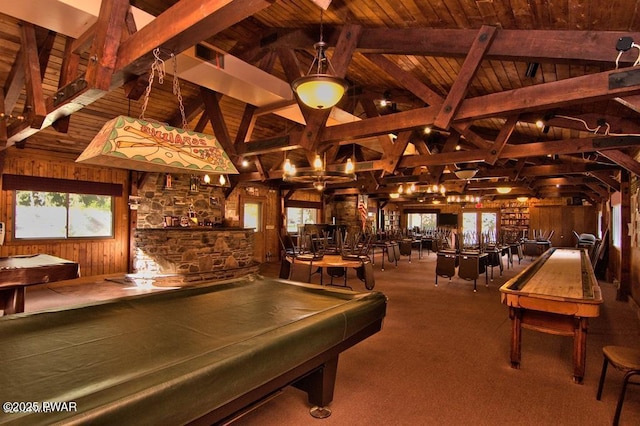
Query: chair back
[[279, 256, 292, 279], [288, 258, 313, 283]]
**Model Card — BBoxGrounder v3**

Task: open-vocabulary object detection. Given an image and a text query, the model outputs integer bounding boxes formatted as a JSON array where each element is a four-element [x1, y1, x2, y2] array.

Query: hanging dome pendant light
[[291, 12, 348, 110]]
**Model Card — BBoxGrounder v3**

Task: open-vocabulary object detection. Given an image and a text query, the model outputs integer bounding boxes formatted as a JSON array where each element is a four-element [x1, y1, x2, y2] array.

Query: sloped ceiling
[[2, 0, 640, 204]]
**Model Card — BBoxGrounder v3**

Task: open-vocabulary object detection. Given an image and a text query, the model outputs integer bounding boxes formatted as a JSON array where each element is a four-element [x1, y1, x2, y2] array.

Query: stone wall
[[136, 173, 226, 228], [133, 228, 258, 281]]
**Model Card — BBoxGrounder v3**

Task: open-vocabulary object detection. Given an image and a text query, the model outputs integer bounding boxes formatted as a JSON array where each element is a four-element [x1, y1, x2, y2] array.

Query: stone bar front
[[133, 227, 258, 281]]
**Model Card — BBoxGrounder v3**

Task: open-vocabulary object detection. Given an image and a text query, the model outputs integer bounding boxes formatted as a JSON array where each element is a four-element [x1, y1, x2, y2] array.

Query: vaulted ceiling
[[2, 0, 640, 204]]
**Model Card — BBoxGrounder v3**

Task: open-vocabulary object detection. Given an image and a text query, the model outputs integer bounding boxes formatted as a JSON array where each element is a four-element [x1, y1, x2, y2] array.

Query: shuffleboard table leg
[[509, 307, 522, 369], [572, 317, 589, 384]]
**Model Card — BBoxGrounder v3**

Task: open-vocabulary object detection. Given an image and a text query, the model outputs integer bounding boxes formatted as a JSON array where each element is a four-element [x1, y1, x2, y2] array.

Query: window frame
[[13, 190, 115, 241]]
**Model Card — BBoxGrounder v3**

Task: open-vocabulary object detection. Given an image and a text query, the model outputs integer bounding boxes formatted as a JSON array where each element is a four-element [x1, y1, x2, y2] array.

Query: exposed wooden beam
[[399, 136, 640, 168], [20, 22, 47, 129], [434, 25, 497, 129], [486, 115, 518, 165], [598, 149, 640, 176], [5, 0, 274, 146], [201, 88, 236, 156], [84, 0, 129, 91], [381, 131, 411, 174], [268, 28, 640, 65], [589, 170, 621, 192]]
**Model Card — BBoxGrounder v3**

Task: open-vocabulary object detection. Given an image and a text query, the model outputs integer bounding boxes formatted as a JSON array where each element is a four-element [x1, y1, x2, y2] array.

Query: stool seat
[[603, 345, 640, 370], [596, 345, 640, 426]]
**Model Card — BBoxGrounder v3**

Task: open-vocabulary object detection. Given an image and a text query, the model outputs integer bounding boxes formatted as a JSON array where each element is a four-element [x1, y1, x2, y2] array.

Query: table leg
[[0, 288, 25, 315], [294, 355, 339, 418], [572, 317, 589, 384], [509, 307, 522, 369]]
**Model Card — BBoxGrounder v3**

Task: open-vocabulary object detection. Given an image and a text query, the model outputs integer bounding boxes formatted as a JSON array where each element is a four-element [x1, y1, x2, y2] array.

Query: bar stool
[[596, 345, 640, 426]]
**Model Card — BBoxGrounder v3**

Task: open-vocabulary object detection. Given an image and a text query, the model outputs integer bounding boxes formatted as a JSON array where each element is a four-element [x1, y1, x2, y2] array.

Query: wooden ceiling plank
[[434, 25, 497, 130], [485, 114, 519, 165], [597, 149, 640, 176], [20, 22, 47, 129], [365, 53, 444, 107], [84, 0, 129, 91]]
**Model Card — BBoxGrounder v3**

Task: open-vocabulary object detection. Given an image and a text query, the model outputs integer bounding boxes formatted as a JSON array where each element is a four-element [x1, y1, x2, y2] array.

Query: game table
[[499, 247, 602, 383], [0, 275, 386, 424], [0, 254, 80, 315]]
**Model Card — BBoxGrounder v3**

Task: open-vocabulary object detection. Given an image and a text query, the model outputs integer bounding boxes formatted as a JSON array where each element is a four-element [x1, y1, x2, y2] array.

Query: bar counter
[[133, 227, 258, 281]]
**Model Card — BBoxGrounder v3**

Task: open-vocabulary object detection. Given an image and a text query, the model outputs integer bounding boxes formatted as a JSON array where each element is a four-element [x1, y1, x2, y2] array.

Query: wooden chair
[[288, 257, 314, 283], [435, 250, 457, 286], [596, 345, 640, 426], [356, 260, 375, 290], [279, 255, 292, 279], [392, 242, 401, 267], [385, 242, 398, 267], [327, 266, 347, 288], [458, 252, 488, 292], [399, 239, 413, 262]]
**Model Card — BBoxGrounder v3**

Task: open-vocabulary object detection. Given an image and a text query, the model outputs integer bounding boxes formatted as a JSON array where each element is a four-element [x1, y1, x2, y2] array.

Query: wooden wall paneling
[[530, 205, 596, 247], [0, 149, 130, 277]]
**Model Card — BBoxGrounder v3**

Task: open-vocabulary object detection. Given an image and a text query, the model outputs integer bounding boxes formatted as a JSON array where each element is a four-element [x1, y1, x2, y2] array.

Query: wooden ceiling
[[2, 0, 640, 204]]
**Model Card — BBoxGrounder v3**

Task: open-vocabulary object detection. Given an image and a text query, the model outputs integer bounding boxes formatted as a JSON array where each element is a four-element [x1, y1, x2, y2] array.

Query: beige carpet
[[235, 252, 640, 426], [18, 251, 640, 425]]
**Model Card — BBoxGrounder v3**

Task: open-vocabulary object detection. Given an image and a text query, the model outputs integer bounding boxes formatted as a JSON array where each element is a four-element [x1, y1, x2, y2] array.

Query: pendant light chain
[[139, 48, 189, 130]]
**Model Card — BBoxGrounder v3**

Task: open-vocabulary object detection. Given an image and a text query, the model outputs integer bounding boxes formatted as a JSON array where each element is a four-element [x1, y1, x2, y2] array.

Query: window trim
[[13, 190, 116, 241]]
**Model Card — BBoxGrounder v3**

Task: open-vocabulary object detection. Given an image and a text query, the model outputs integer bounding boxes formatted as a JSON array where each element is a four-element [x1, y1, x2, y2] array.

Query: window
[[612, 204, 621, 249], [243, 202, 261, 231], [462, 210, 498, 246], [407, 213, 437, 230], [15, 191, 114, 239], [286, 207, 319, 233]]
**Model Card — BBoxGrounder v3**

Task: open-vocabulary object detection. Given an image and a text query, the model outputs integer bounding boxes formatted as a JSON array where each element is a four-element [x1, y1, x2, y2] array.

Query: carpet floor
[[20, 249, 640, 425]]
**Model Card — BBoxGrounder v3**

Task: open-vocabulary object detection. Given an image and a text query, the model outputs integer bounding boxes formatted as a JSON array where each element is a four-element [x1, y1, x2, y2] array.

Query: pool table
[[499, 247, 603, 383], [0, 254, 80, 315], [0, 275, 387, 424]]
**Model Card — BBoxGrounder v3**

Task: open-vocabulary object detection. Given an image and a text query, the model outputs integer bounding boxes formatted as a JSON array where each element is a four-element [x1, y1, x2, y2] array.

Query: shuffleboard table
[[499, 247, 603, 383], [0, 275, 387, 424], [0, 254, 80, 315]]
